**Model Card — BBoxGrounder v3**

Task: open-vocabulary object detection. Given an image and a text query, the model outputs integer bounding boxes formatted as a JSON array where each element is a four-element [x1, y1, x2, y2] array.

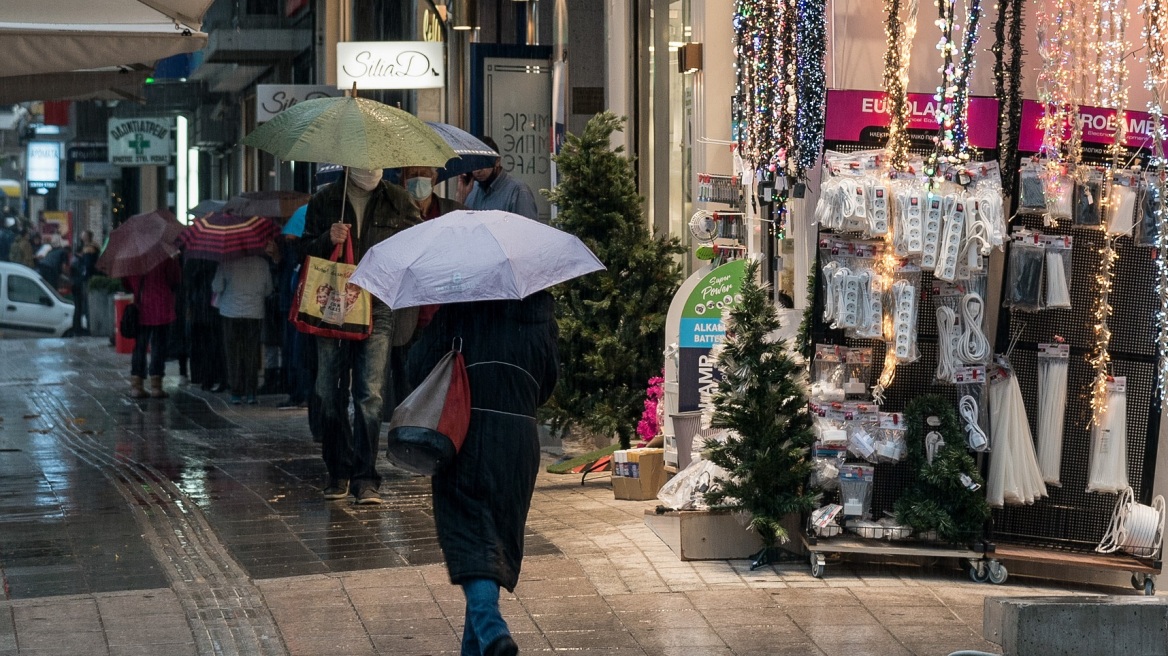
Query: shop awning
[[0, 67, 153, 105], [0, 0, 212, 77]]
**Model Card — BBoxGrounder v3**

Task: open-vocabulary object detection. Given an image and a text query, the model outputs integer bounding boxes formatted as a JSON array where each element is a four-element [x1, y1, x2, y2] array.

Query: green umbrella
[[241, 95, 457, 170]]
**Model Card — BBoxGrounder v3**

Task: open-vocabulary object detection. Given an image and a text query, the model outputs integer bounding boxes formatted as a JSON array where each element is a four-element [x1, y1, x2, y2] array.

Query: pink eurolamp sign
[[823, 90, 1000, 149], [1018, 100, 1166, 152]]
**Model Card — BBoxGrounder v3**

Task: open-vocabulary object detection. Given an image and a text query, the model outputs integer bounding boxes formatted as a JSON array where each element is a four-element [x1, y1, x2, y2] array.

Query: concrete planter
[[88, 290, 114, 337]]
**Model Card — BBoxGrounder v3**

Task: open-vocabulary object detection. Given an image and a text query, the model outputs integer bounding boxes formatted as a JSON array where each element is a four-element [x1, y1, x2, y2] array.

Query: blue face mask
[[405, 177, 433, 202]]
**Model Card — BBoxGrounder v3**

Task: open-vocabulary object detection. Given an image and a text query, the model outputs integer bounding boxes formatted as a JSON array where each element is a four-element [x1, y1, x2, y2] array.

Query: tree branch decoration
[[893, 395, 991, 543]]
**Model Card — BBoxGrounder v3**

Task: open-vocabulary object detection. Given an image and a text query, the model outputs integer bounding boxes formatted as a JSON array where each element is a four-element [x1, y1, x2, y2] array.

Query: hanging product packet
[[843, 347, 873, 399], [1137, 170, 1164, 247], [811, 344, 848, 401], [1106, 170, 1140, 236], [810, 401, 849, 446], [838, 463, 876, 518], [955, 365, 989, 452], [1040, 234, 1073, 309], [1018, 161, 1047, 213], [932, 280, 965, 383], [874, 411, 907, 463], [1073, 166, 1106, 227], [810, 442, 848, 492], [843, 402, 881, 463], [1087, 376, 1130, 495], [888, 263, 922, 362], [1042, 165, 1075, 223], [1035, 342, 1070, 486], [1006, 231, 1045, 312]]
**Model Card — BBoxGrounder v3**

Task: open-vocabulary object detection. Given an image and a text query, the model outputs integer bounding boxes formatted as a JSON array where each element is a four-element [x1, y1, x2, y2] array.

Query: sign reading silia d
[[256, 85, 342, 123], [336, 41, 444, 90], [108, 118, 173, 166]]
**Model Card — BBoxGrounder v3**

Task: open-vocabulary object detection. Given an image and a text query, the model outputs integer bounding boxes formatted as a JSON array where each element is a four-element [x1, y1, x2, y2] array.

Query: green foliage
[[701, 259, 820, 546], [87, 275, 123, 294], [543, 112, 684, 449], [893, 395, 991, 543]]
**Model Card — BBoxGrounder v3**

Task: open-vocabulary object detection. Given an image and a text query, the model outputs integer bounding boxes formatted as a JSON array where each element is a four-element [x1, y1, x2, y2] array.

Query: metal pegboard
[[993, 210, 1161, 547]]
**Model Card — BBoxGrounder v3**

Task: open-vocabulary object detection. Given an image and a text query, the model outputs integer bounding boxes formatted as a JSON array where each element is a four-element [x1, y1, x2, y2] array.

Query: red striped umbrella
[[179, 212, 278, 262], [95, 209, 184, 278]]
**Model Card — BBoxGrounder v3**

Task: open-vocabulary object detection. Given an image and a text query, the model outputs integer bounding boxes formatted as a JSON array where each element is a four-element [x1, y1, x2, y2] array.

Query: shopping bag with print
[[289, 235, 372, 340]]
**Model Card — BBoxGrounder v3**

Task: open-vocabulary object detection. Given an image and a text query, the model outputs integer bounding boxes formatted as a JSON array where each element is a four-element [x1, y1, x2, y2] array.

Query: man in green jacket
[[301, 168, 421, 504]]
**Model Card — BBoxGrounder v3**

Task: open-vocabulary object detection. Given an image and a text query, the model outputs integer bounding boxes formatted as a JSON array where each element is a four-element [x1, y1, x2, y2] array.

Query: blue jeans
[[315, 307, 393, 491], [460, 579, 509, 656]]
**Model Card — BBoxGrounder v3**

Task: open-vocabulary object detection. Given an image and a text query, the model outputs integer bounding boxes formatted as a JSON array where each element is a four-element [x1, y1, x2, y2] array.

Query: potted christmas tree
[[702, 258, 820, 560], [544, 112, 683, 450]]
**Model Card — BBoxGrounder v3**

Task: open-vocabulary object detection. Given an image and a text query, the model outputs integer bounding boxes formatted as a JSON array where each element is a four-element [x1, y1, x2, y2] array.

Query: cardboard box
[[612, 449, 668, 501], [643, 509, 766, 560]]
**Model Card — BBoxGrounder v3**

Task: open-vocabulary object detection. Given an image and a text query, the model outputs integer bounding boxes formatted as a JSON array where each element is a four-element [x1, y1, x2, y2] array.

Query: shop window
[[8, 275, 47, 305]]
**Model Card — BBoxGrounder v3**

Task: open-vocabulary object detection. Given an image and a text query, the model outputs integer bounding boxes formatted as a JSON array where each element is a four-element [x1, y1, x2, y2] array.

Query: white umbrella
[[349, 210, 605, 309]]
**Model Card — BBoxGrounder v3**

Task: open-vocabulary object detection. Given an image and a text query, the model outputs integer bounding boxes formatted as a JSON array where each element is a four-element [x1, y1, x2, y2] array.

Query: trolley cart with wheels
[[800, 531, 991, 580]]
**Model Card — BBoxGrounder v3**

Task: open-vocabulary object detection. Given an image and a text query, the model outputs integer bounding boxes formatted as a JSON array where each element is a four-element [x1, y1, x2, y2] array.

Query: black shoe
[[484, 635, 518, 656], [322, 477, 350, 500], [354, 486, 382, 505]]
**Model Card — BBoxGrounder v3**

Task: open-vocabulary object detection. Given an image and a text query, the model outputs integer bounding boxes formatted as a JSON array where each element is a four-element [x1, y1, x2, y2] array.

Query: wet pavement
[[0, 338, 1153, 655]]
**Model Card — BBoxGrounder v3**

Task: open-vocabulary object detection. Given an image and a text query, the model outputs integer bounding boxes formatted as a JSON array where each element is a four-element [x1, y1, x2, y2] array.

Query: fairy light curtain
[[1143, 0, 1168, 396]]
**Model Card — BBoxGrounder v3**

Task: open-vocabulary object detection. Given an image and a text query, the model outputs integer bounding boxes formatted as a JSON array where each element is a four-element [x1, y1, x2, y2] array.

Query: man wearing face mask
[[464, 136, 541, 222], [301, 167, 421, 504]]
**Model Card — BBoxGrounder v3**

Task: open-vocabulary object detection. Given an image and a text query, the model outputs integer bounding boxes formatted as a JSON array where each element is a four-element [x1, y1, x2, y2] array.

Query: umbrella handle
[[329, 233, 355, 264]]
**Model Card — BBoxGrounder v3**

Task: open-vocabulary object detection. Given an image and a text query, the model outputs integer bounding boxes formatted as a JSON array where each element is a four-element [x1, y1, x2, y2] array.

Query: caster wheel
[[1145, 577, 1156, 596], [810, 552, 825, 578], [969, 561, 989, 583], [987, 561, 1008, 585], [1132, 573, 1144, 591]]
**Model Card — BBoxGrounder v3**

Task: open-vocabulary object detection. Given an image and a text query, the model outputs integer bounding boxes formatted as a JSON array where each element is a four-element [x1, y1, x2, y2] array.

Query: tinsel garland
[[926, 0, 983, 180], [883, 0, 919, 172], [793, 0, 828, 179], [1143, 0, 1168, 394], [992, 0, 1025, 199]]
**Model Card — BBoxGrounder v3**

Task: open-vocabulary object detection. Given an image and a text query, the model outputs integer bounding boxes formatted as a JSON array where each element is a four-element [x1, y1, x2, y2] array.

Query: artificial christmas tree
[[545, 112, 683, 449], [702, 259, 820, 547]]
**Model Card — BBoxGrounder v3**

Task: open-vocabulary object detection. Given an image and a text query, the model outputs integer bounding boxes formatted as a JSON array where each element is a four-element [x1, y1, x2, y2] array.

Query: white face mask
[[348, 168, 382, 191], [405, 177, 433, 202]]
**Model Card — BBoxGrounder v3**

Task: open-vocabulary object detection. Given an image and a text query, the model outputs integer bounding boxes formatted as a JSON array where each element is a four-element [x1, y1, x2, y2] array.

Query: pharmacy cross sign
[[107, 117, 173, 166], [129, 134, 150, 155]]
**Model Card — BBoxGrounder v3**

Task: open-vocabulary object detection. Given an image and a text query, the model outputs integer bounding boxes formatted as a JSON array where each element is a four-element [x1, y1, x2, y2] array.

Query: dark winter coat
[[300, 180, 420, 268], [183, 258, 220, 326], [407, 292, 559, 592]]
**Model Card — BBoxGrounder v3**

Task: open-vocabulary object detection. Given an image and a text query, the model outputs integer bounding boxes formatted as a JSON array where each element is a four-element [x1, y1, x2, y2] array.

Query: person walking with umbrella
[[464, 136, 540, 222], [302, 169, 421, 504], [125, 254, 182, 398]]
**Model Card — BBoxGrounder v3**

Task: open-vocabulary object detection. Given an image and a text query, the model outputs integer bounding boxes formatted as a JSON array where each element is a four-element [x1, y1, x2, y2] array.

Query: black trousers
[[130, 324, 169, 378], [222, 317, 261, 397], [190, 316, 226, 387]]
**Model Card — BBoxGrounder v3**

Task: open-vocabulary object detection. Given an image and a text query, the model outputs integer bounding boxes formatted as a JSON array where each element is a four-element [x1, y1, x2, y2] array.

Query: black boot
[[258, 368, 282, 394]]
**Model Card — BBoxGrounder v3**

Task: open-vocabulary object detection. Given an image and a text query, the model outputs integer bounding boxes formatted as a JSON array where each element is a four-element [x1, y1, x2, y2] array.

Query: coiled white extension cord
[[1036, 354, 1069, 485], [935, 306, 960, 382], [957, 293, 990, 364], [1097, 487, 1165, 559], [959, 395, 988, 451]]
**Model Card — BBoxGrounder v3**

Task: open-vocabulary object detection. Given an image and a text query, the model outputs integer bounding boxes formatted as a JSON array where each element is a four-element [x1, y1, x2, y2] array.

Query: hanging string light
[[883, 0, 919, 171], [992, 0, 1025, 199], [777, 0, 798, 175], [1142, 0, 1168, 394], [733, 1, 798, 174], [1089, 236, 1121, 426], [793, 0, 828, 179], [925, 0, 983, 181], [1035, 0, 1077, 202], [1097, 0, 1131, 159]]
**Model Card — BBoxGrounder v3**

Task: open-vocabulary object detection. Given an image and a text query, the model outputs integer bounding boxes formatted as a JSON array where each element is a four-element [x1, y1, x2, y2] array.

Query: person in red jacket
[[124, 254, 182, 398]]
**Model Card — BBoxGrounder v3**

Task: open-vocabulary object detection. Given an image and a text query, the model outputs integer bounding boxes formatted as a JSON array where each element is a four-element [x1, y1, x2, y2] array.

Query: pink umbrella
[[95, 209, 183, 278]]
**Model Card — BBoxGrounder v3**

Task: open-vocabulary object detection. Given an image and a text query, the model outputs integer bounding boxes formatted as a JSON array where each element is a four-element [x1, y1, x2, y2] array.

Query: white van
[[0, 261, 75, 338]]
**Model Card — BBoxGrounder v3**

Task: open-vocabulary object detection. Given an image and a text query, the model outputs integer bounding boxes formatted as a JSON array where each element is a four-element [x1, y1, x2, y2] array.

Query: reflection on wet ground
[[0, 338, 557, 601]]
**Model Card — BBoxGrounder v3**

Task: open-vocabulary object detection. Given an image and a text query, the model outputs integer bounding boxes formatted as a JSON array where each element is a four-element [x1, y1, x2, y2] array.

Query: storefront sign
[[677, 259, 747, 412], [478, 55, 553, 221], [336, 41, 444, 90], [107, 118, 173, 166], [823, 90, 999, 149], [27, 141, 61, 189], [1017, 100, 1166, 153], [256, 85, 342, 123]]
